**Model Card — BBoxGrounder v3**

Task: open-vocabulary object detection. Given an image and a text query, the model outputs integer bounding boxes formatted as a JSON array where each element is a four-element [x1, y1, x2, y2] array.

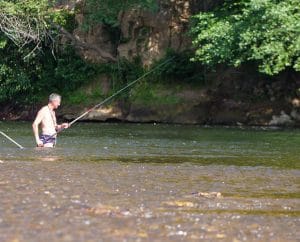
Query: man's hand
[[36, 140, 44, 147], [56, 123, 70, 131], [61, 123, 70, 129]]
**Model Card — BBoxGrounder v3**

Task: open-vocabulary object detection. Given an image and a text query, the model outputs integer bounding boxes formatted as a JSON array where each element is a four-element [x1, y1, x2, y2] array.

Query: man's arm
[[56, 123, 70, 131], [52, 111, 70, 131], [32, 109, 44, 147]]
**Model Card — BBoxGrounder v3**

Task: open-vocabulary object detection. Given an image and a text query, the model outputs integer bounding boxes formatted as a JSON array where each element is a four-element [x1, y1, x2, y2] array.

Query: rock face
[[117, 1, 191, 65], [69, 0, 117, 62], [117, 0, 224, 65], [55, 81, 300, 126], [72, 0, 223, 65], [55, 0, 77, 9]]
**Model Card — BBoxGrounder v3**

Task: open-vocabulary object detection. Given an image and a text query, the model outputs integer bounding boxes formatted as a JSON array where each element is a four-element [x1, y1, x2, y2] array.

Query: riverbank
[[1, 77, 300, 127], [1, 60, 300, 127]]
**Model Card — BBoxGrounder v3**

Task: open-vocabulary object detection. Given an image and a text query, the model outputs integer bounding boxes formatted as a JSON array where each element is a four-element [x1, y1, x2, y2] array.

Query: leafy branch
[[191, 0, 300, 75]]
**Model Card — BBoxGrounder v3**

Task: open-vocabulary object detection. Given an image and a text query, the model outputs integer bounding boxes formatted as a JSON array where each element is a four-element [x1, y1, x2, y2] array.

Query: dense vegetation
[[0, 0, 157, 105], [191, 0, 300, 75], [0, 0, 83, 104], [0, 0, 299, 107]]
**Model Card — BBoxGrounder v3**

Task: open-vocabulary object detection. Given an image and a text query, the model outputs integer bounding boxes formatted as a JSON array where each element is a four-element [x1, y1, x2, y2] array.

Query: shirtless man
[[32, 93, 69, 147]]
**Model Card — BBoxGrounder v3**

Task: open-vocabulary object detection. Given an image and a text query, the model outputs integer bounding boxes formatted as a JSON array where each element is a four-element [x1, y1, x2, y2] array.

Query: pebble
[[121, 211, 131, 216], [144, 212, 153, 218], [216, 234, 226, 239], [0, 160, 3, 164], [176, 231, 187, 236], [84, 220, 91, 225], [71, 199, 81, 204]]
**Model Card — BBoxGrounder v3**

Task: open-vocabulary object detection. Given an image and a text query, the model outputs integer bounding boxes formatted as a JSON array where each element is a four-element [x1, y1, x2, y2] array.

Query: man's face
[[51, 98, 61, 109]]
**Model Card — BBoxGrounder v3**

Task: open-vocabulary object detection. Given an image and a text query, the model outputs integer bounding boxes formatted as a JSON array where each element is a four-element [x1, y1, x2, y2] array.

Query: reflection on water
[[0, 122, 299, 241]]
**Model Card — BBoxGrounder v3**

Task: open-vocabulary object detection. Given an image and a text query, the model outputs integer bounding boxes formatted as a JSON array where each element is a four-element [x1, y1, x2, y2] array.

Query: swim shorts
[[40, 134, 56, 145]]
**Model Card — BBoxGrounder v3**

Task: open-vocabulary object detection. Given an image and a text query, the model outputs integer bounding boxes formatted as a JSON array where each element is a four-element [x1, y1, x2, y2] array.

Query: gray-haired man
[[32, 93, 70, 147]]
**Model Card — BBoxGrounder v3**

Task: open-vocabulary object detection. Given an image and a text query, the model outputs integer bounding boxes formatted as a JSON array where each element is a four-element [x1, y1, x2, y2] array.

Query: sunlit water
[[0, 121, 299, 241]]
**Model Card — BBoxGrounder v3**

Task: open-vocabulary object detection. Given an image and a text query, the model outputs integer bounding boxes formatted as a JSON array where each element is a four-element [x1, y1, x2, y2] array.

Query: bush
[[0, 39, 98, 105], [152, 50, 205, 84], [191, 0, 300, 75]]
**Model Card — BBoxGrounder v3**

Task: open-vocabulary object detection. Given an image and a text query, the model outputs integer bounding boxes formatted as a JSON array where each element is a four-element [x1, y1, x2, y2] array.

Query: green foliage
[[81, 0, 157, 48], [0, 0, 49, 16], [0, 0, 90, 105], [0, 39, 97, 105], [95, 57, 145, 96], [66, 90, 88, 105], [84, 0, 157, 27], [52, 9, 76, 32], [191, 0, 300, 75], [0, 0, 72, 27], [152, 50, 205, 83], [48, 47, 97, 92], [130, 81, 181, 106], [0, 37, 37, 104], [0, 0, 75, 57]]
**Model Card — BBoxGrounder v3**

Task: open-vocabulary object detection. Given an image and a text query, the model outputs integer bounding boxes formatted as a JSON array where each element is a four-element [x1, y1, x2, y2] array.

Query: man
[[32, 93, 69, 147]]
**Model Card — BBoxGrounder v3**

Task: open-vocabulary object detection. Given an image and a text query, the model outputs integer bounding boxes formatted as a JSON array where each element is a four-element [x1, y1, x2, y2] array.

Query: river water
[[0, 122, 299, 241]]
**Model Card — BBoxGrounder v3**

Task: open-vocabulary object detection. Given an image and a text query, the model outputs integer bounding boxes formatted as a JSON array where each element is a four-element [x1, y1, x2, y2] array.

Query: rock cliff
[[71, 0, 223, 65]]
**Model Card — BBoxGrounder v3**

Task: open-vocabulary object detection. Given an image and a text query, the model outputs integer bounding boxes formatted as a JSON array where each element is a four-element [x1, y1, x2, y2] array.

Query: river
[[0, 122, 299, 241]]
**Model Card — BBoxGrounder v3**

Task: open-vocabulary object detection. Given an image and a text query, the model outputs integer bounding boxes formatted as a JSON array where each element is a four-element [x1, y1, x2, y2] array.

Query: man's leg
[[44, 143, 54, 148]]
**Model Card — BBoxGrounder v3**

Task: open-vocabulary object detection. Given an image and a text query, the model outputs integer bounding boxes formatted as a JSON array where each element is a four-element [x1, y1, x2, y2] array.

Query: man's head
[[48, 93, 61, 109]]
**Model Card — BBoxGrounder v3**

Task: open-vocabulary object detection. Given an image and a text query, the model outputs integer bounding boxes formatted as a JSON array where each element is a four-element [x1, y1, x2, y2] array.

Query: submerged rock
[[86, 203, 131, 217], [162, 200, 195, 207], [191, 192, 222, 199]]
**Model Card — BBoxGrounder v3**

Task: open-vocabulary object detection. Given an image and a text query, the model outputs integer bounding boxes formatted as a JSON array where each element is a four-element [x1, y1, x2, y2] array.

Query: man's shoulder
[[38, 106, 48, 113]]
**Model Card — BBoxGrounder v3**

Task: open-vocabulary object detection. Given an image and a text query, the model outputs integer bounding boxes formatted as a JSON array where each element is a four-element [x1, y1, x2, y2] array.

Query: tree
[[190, 0, 300, 75], [0, 0, 157, 104], [0, 0, 63, 58], [0, 0, 156, 60]]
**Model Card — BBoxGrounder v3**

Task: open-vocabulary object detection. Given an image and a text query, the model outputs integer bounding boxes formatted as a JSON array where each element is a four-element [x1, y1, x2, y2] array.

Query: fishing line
[[44, 56, 175, 142]]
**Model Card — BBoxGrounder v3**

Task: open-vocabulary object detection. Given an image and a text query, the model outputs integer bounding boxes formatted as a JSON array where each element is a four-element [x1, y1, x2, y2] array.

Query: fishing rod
[[45, 57, 175, 142], [0, 131, 24, 149]]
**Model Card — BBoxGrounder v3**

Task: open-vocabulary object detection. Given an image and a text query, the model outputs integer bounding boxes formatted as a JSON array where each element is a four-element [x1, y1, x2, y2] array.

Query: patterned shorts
[[40, 134, 56, 145]]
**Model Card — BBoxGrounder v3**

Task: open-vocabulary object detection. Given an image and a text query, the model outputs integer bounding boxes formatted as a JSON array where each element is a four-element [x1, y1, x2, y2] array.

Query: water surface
[[0, 122, 299, 241]]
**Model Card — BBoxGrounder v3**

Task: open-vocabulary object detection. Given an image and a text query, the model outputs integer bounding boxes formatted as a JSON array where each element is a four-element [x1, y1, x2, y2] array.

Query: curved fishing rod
[[45, 56, 175, 142]]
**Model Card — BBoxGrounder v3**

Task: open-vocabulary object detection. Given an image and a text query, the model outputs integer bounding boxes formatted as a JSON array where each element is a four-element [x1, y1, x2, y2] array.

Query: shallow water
[[0, 122, 299, 241]]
